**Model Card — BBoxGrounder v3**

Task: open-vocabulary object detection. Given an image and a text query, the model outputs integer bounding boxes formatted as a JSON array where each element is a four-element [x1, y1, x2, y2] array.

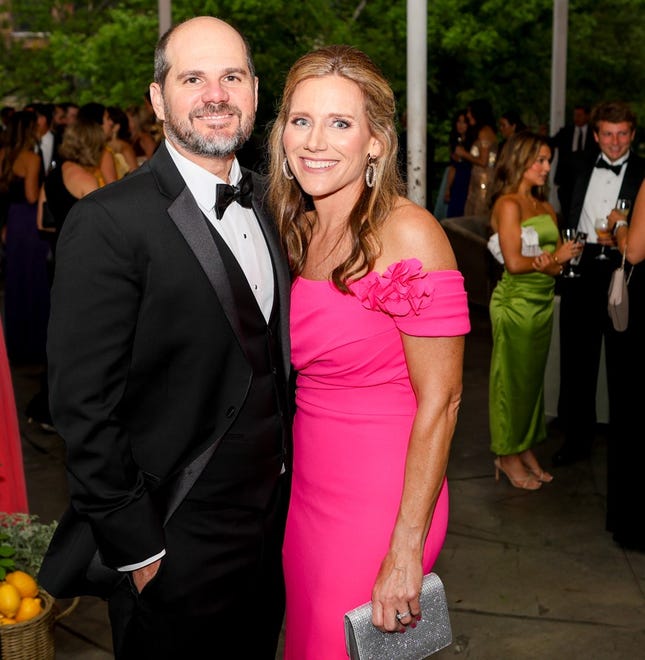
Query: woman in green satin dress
[[488, 132, 581, 490]]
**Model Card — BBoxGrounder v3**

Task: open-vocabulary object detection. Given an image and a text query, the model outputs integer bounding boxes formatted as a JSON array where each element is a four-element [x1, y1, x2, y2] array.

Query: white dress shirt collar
[[598, 151, 630, 167], [165, 139, 243, 214]]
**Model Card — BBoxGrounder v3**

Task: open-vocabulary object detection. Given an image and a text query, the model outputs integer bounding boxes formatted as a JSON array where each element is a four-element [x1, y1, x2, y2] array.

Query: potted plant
[[0, 513, 76, 659], [0, 513, 58, 579]]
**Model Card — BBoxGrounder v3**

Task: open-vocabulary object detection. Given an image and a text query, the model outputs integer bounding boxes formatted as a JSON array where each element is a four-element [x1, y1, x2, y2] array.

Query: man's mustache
[[190, 103, 241, 119]]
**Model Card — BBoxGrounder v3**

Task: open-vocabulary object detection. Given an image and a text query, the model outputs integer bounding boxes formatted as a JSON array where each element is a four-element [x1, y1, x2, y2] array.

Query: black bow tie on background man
[[214, 172, 254, 220], [595, 158, 627, 176]]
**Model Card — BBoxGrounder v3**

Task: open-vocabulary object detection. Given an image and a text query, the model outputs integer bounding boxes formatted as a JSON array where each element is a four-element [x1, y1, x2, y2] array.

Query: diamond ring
[[395, 610, 411, 621]]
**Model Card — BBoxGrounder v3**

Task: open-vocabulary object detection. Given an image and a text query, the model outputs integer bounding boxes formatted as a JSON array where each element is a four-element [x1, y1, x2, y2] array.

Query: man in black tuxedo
[[552, 104, 599, 222], [38, 17, 291, 659], [553, 101, 645, 467]]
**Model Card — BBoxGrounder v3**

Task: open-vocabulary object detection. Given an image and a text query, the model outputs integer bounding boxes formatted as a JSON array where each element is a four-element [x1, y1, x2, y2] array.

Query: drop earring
[[282, 157, 294, 180], [365, 154, 377, 188]]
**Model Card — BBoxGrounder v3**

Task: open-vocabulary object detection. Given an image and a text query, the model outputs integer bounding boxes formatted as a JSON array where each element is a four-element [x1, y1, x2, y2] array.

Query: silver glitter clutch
[[343, 572, 452, 660]]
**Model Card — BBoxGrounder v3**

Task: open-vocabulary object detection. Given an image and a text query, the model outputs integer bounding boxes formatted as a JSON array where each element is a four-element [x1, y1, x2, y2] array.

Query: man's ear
[[149, 83, 165, 122]]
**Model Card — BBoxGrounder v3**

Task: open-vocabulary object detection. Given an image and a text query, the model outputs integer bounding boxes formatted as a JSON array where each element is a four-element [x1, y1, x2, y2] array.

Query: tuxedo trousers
[[557, 246, 621, 450], [109, 459, 288, 660]]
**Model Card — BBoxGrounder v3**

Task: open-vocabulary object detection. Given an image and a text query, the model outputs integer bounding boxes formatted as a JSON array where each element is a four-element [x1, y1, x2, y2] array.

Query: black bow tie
[[214, 172, 254, 220], [595, 159, 625, 176]]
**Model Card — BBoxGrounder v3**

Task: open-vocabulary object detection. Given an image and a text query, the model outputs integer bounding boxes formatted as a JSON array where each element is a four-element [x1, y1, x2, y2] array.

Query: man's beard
[[163, 101, 254, 158]]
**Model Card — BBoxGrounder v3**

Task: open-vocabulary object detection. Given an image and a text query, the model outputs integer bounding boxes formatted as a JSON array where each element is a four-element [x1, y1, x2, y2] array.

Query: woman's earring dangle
[[365, 154, 377, 188], [282, 157, 294, 180]]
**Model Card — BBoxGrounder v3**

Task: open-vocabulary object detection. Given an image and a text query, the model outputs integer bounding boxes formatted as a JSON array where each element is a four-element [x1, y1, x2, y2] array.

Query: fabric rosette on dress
[[350, 258, 435, 316]]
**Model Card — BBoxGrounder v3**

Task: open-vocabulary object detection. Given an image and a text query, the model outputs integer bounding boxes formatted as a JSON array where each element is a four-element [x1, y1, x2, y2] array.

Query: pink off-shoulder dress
[[283, 259, 470, 659]]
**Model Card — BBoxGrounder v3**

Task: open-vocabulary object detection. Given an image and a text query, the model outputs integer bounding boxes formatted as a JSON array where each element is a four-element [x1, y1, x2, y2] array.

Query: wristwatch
[[612, 220, 628, 236]]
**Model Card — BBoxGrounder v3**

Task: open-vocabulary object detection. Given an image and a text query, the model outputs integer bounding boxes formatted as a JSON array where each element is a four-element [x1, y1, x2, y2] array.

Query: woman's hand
[[454, 145, 468, 160], [532, 251, 569, 276], [532, 251, 554, 273], [552, 239, 581, 265], [605, 209, 625, 245], [370, 552, 423, 633]]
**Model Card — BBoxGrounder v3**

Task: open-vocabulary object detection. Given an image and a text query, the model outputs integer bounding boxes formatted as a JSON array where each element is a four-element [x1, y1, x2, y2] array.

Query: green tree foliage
[[0, 0, 643, 158]]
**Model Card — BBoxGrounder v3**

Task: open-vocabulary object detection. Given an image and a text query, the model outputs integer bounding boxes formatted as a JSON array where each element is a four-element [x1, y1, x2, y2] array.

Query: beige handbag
[[608, 246, 632, 332]]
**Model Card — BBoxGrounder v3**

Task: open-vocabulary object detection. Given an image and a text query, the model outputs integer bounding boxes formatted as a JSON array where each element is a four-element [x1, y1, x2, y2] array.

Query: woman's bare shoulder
[[14, 149, 40, 168], [377, 197, 457, 271], [479, 125, 498, 144], [491, 195, 522, 229], [62, 162, 99, 196]]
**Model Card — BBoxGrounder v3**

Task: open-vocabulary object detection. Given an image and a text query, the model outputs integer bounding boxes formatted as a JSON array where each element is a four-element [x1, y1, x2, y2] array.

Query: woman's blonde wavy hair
[[267, 45, 404, 292], [490, 131, 552, 203], [58, 117, 106, 168]]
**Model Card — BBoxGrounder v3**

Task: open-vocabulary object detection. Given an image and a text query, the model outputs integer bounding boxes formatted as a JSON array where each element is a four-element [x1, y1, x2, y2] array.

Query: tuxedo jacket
[[565, 151, 645, 230], [43, 142, 291, 574]]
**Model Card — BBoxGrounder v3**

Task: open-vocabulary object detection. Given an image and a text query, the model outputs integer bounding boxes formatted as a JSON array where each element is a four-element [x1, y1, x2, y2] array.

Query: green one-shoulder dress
[[489, 214, 558, 456]]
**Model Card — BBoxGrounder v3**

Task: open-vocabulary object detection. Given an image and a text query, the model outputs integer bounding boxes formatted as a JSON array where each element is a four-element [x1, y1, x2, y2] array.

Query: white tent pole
[[406, 0, 428, 206], [549, 0, 568, 209], [158, 0, 172, 37]]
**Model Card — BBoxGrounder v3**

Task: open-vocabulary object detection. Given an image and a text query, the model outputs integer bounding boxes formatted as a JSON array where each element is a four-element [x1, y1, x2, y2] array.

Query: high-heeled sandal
[[518, 451, 554, 483], [527, 467, 554, 483], [494, 458, 542, 491]]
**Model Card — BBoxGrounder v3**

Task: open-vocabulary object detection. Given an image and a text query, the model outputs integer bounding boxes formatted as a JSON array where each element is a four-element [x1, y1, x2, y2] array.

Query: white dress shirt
[[578, 153, 630, 242], [39, 130, 55, 173]]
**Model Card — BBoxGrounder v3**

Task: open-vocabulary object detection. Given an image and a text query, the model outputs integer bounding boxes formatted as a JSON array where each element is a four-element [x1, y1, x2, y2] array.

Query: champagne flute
[[594, 217, 611, 260], [561, 228, 581, 278], [615, 198, 632, 228], [572, 231, 587, 267]]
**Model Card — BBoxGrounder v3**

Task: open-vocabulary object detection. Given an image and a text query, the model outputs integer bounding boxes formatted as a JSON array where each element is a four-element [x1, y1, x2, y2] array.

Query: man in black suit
[[552, 104, 599, 222], [27, 102, 56, 175], [38, 17, 291, 659], [553, 101, 645, 467]]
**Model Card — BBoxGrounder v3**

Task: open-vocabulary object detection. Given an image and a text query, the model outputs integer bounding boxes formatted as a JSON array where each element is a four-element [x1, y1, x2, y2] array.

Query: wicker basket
[[0, 590, 78, 660]]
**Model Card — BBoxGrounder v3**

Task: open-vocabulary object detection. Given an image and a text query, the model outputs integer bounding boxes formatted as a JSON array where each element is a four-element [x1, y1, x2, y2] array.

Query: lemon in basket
[[14, 596, 42, 622], [0, 583, 21, 618], [5, 570, 39, 599]]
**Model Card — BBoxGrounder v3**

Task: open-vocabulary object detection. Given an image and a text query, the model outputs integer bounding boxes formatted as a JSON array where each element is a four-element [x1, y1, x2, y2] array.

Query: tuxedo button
[[225, 406, 236, 418]]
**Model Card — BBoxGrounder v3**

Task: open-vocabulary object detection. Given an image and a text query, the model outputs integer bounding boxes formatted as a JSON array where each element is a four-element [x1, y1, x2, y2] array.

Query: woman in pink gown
[[0, 321, 29, 512], [268, 46, 470, 658]]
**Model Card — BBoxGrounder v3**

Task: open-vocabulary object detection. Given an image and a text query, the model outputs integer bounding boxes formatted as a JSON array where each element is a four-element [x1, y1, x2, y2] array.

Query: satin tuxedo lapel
[[167, 187, 246, 345], [245, 166, 291, 377], [148, 145, 290, 372]]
